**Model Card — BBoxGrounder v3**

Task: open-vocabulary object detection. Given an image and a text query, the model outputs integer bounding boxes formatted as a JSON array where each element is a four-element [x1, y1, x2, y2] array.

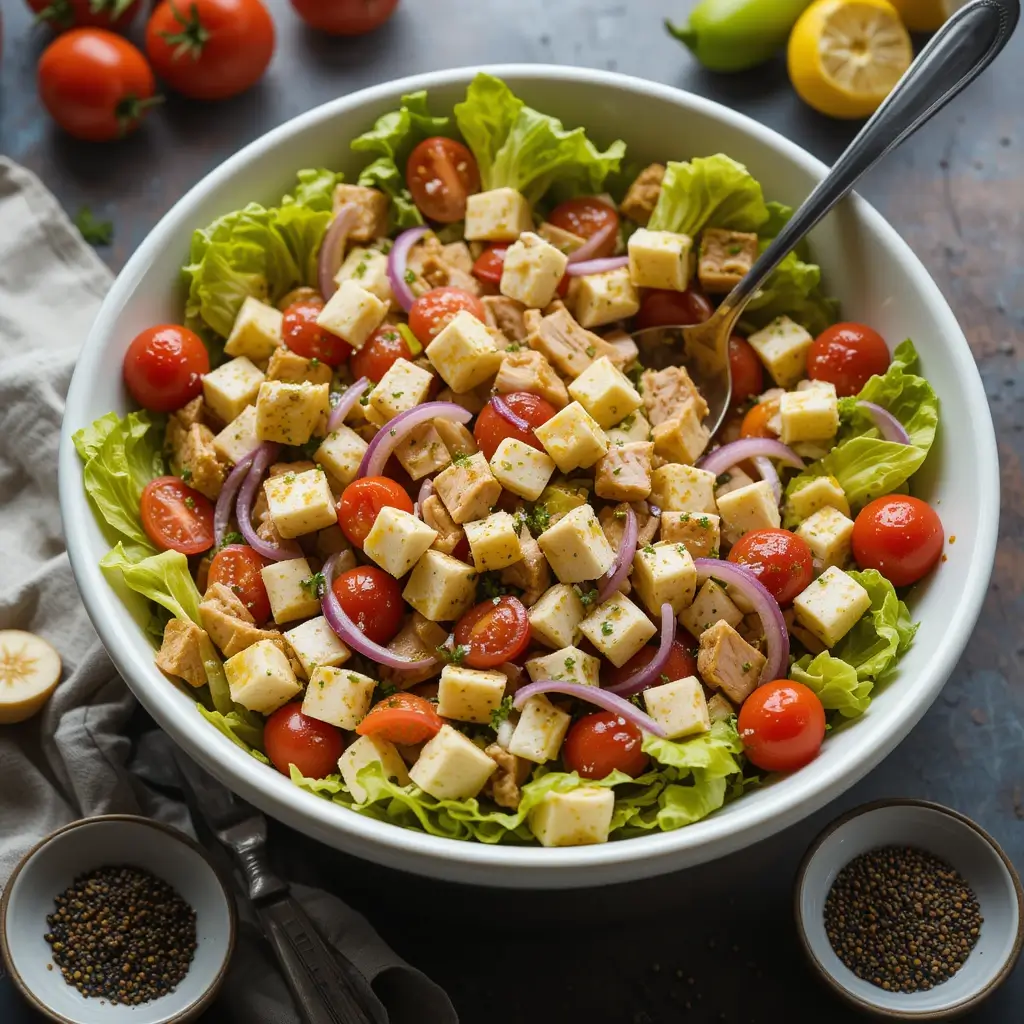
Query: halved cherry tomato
[[264, 703, 344, 779], [28, 0, 141, 31], [453, 596, 531, 669], [407, 287, 486, 347], [349, 325, 413, 382], [289, 0, 399, 36], [729, 335, 764, 408], [636, 288, 714, 331], [852, 496, 943, 587], [123, 324, 209, 413], [740, 399, 779, 439], [208, 545, 271, 624], [602, 635, 698, 690], [563, 711, 649, 779], [332, 566, 404, 645], [406, 137, 480, 224], [472, 244, 570, 297], [282, 297, 352, 366], [356, 692, 443, 745], [337, 477, 414, 548], [729, 529, 813, 607], [738, 680, 825, 773], [473, 392, 557, 461], [807, 322, 891, 398], [547, 197, 619, 258], [140, 476, 215, 555]]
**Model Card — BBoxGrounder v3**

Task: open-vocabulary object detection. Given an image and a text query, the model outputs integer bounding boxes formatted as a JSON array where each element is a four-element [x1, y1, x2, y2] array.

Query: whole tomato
[[27, 0, 140, 32], [289, 0, 399, 35]]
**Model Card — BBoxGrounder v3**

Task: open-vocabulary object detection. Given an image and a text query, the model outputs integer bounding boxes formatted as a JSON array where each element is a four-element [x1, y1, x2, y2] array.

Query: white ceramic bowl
[[795, 801, 1024, 1019], [0, 816, 235, 1024], [58, 65, 1000, 888]]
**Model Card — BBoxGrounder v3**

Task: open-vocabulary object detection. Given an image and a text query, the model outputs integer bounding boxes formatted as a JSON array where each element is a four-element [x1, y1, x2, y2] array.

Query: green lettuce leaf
[[453, 73, 625, 205], [641, 718, 744, 778], [198, 706, 269, 762], [282, 167, 343, 211], [356, 157, 423, 229], [790, 652, 873, 717], [741, 246, 840, 338]]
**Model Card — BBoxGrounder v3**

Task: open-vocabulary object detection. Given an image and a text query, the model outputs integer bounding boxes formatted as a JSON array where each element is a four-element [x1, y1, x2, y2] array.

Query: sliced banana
[[0, 630, 62, 725]]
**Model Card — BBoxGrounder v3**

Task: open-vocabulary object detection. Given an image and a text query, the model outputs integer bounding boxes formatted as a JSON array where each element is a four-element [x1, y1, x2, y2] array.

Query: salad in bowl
[[74, 73, 942, 849]]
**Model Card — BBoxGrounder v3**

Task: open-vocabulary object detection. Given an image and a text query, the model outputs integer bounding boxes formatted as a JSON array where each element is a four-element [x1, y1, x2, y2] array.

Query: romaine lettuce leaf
[[356, 157, 423, 229], [741, 246, 840, 338], [790, 652, 874, 717], [198, 705, 269, 761], [641, 717, 744, 777]]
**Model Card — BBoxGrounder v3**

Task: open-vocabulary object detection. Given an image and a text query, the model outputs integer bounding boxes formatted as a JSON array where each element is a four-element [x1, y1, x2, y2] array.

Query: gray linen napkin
[[0, 158, 457, 1024]]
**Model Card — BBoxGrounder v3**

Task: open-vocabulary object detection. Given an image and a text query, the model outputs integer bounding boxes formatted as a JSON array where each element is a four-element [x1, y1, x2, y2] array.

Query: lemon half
[[788, 0, 914, 120], [890, 0, 968, 32]]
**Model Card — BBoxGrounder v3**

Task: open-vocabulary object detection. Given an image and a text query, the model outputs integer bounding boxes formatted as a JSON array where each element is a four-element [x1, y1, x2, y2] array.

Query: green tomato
[[666, 0, 814, 73]]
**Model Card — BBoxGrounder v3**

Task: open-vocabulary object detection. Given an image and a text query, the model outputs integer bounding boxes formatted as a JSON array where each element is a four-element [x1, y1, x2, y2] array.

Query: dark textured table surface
[[3, 1, 1023, 1021]]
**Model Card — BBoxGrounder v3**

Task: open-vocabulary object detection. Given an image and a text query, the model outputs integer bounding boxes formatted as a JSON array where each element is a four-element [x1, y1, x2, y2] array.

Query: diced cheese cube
[[256, 380, 330, 446], [567, 356, 643, 429], [534, 401, 609, 473], [463, 511, 523, 572], [632, 541, 697, 616], [643, 676, 711, 740], [202, 356, 265, 424], [748, 316, 813, 388], [650, 464, 718, 514], [224, 296, 283, 364], [213, 405, 259, 465], [489, 437, 555, 501], [607, 410, 651, 445], [436, 664, 507, 724], [796, 506, 855, 570], [314, 425, 368, 487], [679, 578, 743, 638], [530, 788, 615, 847], [464, 187, 532, 242], [316, 280, 388, 350], [525, 645, 600, 688], [224, 639, 302, 714], [334, 247, 394, 306], [779, 383, 839, 445], [264, 467, 338, 539], [528, 583, 587, 649], [508, 695, 571, 764], [394, 423, 451, 481], [283, 615, 351, 677], [573, 266, 640, 328], [364, 507, 438, 578], [261, 557, 322, 624], [402, 549, 478, 622], [661, 511, 721, 559], [499, 231, 569, 309], [651, 402, 711, 465], [339, 734, 410, 803], [368, 358, 435, 422], [785, 475, 851, 522], [302, 666, 376, 730], [627, 228, 694, 291], [793, 566, 872, 647], [433, 452, 502, 524], [425, 310, 503, 392], [537, 504, 616, 583], [580, 592, 657, 668], [717, 480, 781, 543], [408, 724, 496, 799]]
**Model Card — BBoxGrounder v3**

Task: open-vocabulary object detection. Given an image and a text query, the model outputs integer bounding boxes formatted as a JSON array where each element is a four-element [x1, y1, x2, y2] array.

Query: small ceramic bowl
[[0, 815, 236, 1024], [795, 800, 1024, 1020]]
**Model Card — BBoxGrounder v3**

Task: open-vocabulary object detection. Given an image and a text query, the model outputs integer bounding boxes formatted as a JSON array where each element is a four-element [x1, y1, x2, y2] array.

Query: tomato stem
[[35, 0, 76, 29], [159, 0, 210, 61], [88, 0, 138, 18], [115, 93, 164, 137]]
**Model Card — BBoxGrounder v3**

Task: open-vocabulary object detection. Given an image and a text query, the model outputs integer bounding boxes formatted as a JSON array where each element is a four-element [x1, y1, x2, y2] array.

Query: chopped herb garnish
[[642, 543, 656, 555], [374, 681, 398, 700], [573, 586, 599, 607], [300, 572, 327, 599], [613, 508, 627, 520], [564, 656, 576, 671], [585, 345, 596, 358], [180, 467, 193, 483], [183, 496, 196, 511], [601, 621, 614, 637], [404, 269, 416, 284], [437, 642, 470, 665], [490, 694, 514, 731], [451, 451, 472, 467], [74, 206, 113, 246], [219, 531, 244, 549]]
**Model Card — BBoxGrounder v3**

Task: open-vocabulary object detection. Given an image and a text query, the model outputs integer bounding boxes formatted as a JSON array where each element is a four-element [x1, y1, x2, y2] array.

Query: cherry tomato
[[406, 137, 481, 224], [738, 680, 825, 773], [729, 529, 814, 607], [332, 566, 404, 645], [208, 545, 271, 624], [123, 324, 209, 413], [408, 287, 485, 347], [282, 297, 352, 366], [852, 496, 943, 587], [472, 244, 570, 297], [547, 197, 619, 258], [473, 392, 557, 461], [453, 596, 531, 669], [337, 477, 414, 549], [38, 29, 158, 142], [740, 399, 779, 439], [264, 703, 344, 779], [349, 325, 413, 383], [356, 692, 443, 745], [140, 476, 215, 555], [729, 335, 764, 408], [289, 0, 399, 35], [563, 711, 649, 780], [146, 0, 274, 102], [28, 0, 140, 31], [602, 636, 698, 690], [807, 322, 891, 398], [635, 288, 714, 331]]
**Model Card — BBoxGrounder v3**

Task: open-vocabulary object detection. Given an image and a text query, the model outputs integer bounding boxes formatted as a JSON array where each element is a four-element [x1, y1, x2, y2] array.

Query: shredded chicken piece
[[421, 494, 464, 555], [619, 163, 665, 226], [333, 184, 388, 242], [528, 308, 621, 379], [200, 582, 280, 659], [483, 295, 530, 344], [641, 365, 709, 426], [494, 349, 569, 409], [500, 528, 551, 606], [379, 614, 446, 689], [166, 412, 227, 501], [408, 235, 481, 296], [482, 743, 531, 810], [155, 619, 208, 688]]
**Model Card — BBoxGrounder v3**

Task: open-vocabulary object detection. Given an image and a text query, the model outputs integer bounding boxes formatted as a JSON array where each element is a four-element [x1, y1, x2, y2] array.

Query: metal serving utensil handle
[[717, 0, 1020, 327]]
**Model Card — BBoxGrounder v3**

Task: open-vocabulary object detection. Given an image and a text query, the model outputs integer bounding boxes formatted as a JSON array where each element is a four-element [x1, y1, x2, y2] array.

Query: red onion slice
[[387, 226, 429, 312], [317, 204, 360, 301], [752, 456, 782, 506], [326, 376, 370, 434], [321, 552, 439, 671], [698, 438, 805, 476], [856, 401, 910, 444], [214, 449, 257, 546], [513, 679, 667, 738], [417, 477, 434, 508], [566, 217, 618, 265], [358, 402, 473, 478], [606, 604, 677, 698], [565, 256, 629, 277], [490, 395, 531, 433], [693, 558, 789, 685], [235, 443, 302, 562], [597, 506, 638, 603]]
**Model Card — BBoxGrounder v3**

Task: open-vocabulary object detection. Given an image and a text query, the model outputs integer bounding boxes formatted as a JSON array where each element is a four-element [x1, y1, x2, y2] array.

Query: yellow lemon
[[788, 0, 914, 119], [890, 0, 968, 32]]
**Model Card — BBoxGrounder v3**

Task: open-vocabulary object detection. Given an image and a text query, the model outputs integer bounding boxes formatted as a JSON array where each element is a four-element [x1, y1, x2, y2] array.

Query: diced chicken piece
[[421, 494, 464, 556], [528, 308, 621, 380], [333, 183, 388, 242], [433, 418, 478, 458], [595, 441, 654, 502], [783, 609, 827, 656], [407, 235, 481, 296], [199, 582, 280, 659], [435, 385, 490, 416], [175, 396, 207, 428], [602, 328, 639, 368], [500, 527, 552, 607], [707, 692, 735, 723], [155, 619, 208, 688], [266, 347, 333, 386], [698, 228, 760, 295], [482, 743, 531, 810], [494, 349, 569, 409], [642, 365, 709, 426], [165, 416, 226, 500], [379, 613, 448, 689], [432, 453, 501, 525], [619, 163, 666, 226], [537, 221, 586, 254], [697, 621, 766, 705], [483, 295, 530, 344]]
